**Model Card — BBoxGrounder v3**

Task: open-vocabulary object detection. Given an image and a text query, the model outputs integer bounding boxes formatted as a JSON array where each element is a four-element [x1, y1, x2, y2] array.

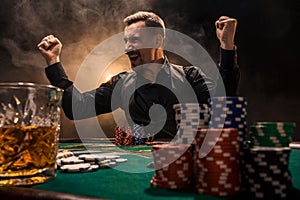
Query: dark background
[[0, 0, 299, 140]]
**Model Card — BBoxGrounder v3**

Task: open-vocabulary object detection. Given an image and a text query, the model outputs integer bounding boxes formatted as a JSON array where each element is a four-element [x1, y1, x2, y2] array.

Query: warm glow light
[[105, 74, 114, 82]]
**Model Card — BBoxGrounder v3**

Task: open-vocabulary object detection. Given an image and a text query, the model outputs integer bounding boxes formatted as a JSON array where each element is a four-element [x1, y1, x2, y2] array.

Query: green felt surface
[[32, 143, 300, 200], [289, 150, 300, 191]]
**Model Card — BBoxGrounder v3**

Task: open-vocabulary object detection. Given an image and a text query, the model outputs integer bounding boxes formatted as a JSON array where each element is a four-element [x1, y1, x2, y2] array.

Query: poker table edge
[[0, 186, 108, 200]]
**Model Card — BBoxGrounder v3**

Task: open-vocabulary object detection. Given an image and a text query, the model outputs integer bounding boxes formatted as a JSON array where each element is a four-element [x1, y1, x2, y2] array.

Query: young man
[[37, 11, 240, 138]]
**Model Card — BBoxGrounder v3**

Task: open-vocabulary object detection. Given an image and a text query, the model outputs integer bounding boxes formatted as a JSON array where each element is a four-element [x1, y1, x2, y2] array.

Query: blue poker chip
[[209, 96, 248, 102], [132, 123, 154, 145]]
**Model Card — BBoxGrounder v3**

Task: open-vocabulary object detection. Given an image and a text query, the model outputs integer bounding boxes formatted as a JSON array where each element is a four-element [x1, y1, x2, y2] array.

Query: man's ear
[[155, 34, 164, 48]]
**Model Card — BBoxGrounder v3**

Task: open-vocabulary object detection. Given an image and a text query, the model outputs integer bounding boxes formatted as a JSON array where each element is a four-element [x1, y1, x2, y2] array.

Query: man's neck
[[133, 54, 165, 83], [141, 63, 162, 83]]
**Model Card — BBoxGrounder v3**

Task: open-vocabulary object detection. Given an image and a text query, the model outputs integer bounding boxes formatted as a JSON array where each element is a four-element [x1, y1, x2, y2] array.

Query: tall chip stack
[[173, 103, 210, 145], [208, 96, 248, 148], [242, 121, 296, 199], [208, 96, 248, 192], [150, 144, 193, 189], [242, 146, 293, 199], [194, 128, 242, 197]]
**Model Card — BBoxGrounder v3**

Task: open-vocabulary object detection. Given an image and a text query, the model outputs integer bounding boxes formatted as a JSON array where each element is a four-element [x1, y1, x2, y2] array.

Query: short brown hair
[[123, 11, 166, 38]]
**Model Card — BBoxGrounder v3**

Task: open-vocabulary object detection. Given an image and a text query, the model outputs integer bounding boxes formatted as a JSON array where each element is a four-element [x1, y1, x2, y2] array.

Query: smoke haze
[[0, 0, 299, 140]]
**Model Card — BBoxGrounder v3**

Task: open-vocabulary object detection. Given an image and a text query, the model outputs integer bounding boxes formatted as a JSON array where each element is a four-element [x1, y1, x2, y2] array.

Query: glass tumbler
[[0, 82, 63, 185]]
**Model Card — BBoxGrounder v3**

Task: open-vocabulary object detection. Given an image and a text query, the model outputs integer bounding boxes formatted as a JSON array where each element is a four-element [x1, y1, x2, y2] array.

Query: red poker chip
[[150, 177, 190, 189], [196, 186, 241, 196], [152, 143, 191, 149], [151, 178, 188, 187], [152, 175, 191, 185], [198, 175, 241, 185], [196, 160, 240, 168], [194, 148, 239, 156], [195, 133, 239, 141], [151, 144, 194, 190], [196, 179, 239, 187], [155, 173, 192, 181]]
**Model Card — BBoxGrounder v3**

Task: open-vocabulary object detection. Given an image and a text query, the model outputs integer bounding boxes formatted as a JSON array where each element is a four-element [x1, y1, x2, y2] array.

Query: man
[[37, 11, 240, 138]]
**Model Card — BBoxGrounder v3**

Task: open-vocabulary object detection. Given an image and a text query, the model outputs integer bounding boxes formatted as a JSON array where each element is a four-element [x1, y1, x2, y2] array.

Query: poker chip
[[150, 144, 193, 189], [115, 158, 128, 163], [104, 155, 121, 160], [89, 164, 100, 171], [60, 163, 91, 173], [57, 150, 75, 159], [241, 146, 293, 199], [101, 159, 112, 163], [115, 126, 134, 145], [60, 156, 84, 164], [99, 162, 117, 169], [114, 124, 154, 145], [57, 153, 128, 173], [193, 128, 242, 197], [108, 161, 117, 167], [132, 124, 154, 145], [149, 96, 296, 199], [173, 103, 209, 145], [249, 122, 295, 147], [78, 154, 106, 162], [289, 142, 300, 149], [209, 96, 248, 149]]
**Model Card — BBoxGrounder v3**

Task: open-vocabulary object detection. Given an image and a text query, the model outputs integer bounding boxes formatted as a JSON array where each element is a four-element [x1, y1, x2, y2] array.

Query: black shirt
[[45, 48, 240, 138]]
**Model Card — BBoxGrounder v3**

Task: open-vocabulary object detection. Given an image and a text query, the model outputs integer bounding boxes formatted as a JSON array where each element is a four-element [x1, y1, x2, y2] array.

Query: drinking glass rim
[[0, 82, 63, 92]]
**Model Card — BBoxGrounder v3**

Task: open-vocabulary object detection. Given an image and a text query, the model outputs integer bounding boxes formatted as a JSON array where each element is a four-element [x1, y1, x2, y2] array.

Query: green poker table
[[1, 139, 300, 200]]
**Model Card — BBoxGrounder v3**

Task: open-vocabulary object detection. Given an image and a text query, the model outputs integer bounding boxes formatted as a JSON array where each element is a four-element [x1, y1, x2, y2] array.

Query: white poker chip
[[99, 161, 117, 169], [99, 163, 111, 169], [115, 158, 128, 163], [56, 159, 62, 169], [60, 156, 84, 164], [99, 163, 110, 169], [89, 164, 100, 171], [99, 159, 112, 164], [57, 151, 75, 159], [104, 155, 121, 160], [289, 142, 300, 149], [74, 164, 100, 173], [60, 163, 91, 173], [108, 162, 117, 167], [78, 154, 106, 162]]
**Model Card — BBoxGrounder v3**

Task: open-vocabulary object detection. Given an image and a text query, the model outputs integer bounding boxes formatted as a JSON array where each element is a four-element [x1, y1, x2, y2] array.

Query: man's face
[[124, 21, 157, 68]]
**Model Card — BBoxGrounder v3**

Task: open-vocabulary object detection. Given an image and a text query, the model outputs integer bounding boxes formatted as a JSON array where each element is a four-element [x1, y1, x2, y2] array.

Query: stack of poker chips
[[194, 128, 241, 197], [56, 152, 128, 172], [132, 124, 154, 145], [209, 96, 248, 148], [209, 97, 249, 190], [150, 144, 193, 189], [249, 122, 295, 147], [173, 103, 209, 145], [115, 124, 154, 145], [115, 126, 133, 145], [57, 149, 75, 159], [242, 147, 293, 199]]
